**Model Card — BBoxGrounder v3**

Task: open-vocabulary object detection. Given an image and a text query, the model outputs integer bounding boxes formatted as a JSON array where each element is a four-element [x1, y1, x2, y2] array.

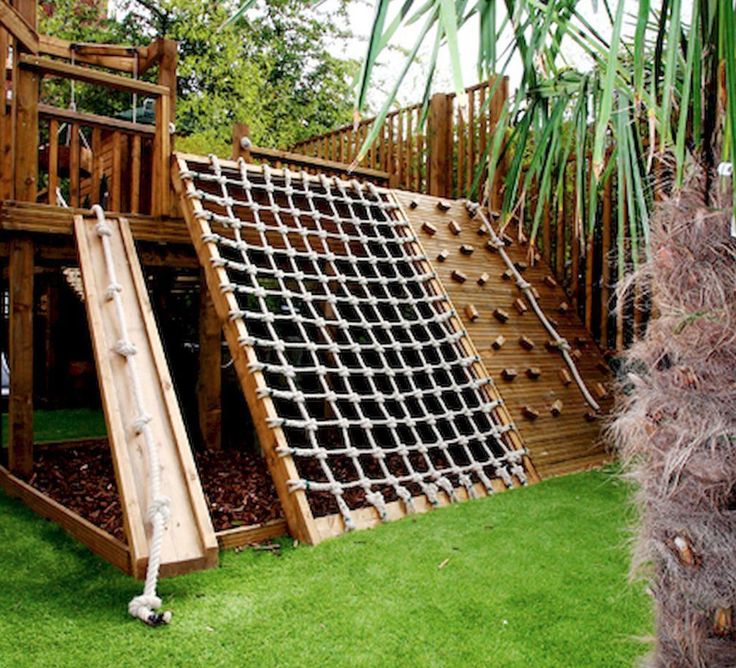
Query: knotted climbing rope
[[91, 205, 172, 627], [467, 201, 600, 412]]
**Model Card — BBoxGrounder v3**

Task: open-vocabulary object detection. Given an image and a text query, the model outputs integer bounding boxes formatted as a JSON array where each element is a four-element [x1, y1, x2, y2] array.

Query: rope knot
[[148, 495, 171, 523], [114, 340, 137, 357], [128, 594, 172, 627], [105, 282, 122, 301], [95, 222, 113, 237]]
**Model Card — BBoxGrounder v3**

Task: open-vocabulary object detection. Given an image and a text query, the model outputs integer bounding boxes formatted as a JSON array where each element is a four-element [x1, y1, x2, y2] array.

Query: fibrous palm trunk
[[612, 166, 736, 666]]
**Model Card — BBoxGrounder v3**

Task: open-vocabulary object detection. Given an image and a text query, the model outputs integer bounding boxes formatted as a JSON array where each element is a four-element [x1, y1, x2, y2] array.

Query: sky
[[335, 0, 693, 110]]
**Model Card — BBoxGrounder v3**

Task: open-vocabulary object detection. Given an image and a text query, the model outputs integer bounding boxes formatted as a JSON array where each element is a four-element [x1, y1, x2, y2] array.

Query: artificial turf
[[0, 467, 651, 667], [1, 408, 107, 445]]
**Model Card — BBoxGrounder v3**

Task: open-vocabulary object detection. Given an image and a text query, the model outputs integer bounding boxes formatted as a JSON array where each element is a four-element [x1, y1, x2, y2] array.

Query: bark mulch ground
[[30, 443, 284, 543]]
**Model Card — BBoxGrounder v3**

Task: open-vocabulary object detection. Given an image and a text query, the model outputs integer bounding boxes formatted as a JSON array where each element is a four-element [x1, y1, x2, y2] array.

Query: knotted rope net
[[181, 155, 528, 527]]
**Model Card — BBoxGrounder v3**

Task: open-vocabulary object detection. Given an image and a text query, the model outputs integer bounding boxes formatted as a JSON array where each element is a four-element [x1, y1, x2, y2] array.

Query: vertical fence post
[[12, 0, 38, 202], [427, 92, 453, 197], [488, 76, 508, 211], [198, 273, 222, 450], [152, 38, 177, 217], [231, 122, 251, 161], [8, 237, 34, 478]]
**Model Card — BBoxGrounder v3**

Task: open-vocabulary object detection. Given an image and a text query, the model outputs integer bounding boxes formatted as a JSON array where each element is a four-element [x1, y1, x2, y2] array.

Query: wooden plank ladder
[[74, 213, 218, 578]]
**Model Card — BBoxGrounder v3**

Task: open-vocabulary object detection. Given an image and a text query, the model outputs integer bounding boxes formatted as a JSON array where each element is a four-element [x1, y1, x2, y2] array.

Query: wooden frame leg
[[8, 237, 34, 478], [198, 273, 221, 449]]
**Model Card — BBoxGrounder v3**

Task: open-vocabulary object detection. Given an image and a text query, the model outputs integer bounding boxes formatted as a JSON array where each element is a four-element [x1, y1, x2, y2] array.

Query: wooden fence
[[289, 78, 507, 201]]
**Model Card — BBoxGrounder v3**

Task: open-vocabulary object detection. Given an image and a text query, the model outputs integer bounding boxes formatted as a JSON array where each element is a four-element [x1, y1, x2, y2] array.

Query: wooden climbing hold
[[550, 400, 563, 416], [493, 308, 509, 323], [485, 240, 500, 253], [518, 335, 535, 351], [436, 250, 449, 262], [558, 368, 572, 386], [448, 220, 462, 235], [491, 335, 505, 350], [501, 232, 514, 246], [530, 287, 540, 299], [501, 368, 518, 381], [593, 382, 608, 400], [451, 270, 467, 284], [514, 261, 528, 273], [464, 304, 480, 322], [513, 298, 528, 315], [543, 275, 557, 288], [409, 198, 420, 209], [571, 348, 583, 361], [502, 269, 514, 281], [545, 339, 558, 352], [476, 226, 487, 236], [477, 272, 489, 286], [459, 244, 474, 256], [526, 367, 541, 380], [575, 336, 588, 347], [437, 200, 451, 211], [522, 405, 539, 421], [422, 222, 437, 236], [558, 301, 570, 314]]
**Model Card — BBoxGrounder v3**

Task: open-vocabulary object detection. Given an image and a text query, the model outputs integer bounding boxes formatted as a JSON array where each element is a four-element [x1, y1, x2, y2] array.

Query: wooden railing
[[0, 4, 177, 218], [231, 123, 391, 186], [288, 77, 507, 200]]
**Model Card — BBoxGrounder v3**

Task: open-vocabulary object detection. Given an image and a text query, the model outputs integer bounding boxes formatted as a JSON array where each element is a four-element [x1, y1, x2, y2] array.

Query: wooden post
[[0, 27, 12, 201], [153, 38, 177, 217], [231, 122, 251, 161], [12, 0, 38, 202], [488, 76, 508, 211], [8, 237, 33, 478], [427, 92, 452, 197], [197, 275, 221, 450]]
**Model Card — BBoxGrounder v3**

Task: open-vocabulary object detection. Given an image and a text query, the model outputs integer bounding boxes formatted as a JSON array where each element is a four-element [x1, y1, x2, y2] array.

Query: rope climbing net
[[181, 155, 528, 528]]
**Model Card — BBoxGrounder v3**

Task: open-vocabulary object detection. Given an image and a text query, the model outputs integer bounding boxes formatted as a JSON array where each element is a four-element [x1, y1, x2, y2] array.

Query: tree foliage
[[40, 0, 358, 152]]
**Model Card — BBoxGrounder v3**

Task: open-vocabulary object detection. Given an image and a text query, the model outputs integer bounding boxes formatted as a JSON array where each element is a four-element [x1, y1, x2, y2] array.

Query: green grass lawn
[[0, 467, 651, 667], [0, 408, 107, 445]]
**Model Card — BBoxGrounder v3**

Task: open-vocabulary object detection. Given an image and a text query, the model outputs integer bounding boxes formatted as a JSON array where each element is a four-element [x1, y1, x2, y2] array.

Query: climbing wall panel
[[173, 153, 535, 543], [397, 193, 612, 478]]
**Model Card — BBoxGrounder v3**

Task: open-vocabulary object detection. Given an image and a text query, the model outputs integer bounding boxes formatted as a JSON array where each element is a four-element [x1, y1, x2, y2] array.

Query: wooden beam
[[0, 465, 131, 574], [38, 104, 155, 135], [8, 236, 34, 478], [248, 143, 390, 183], [0, 2, 37, 53], [197, 274, 222, 450], [215, 519, 288, 550], [18, 54, 168, 96]]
